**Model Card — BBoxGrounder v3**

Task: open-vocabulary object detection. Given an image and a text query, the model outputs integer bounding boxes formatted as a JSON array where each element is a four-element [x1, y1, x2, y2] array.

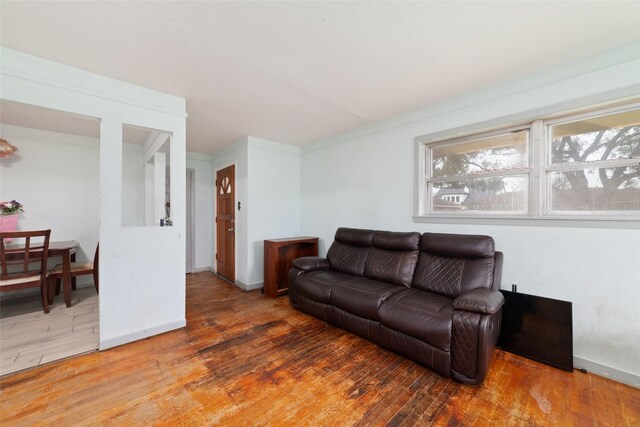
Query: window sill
[[412, 215, 640, 229]]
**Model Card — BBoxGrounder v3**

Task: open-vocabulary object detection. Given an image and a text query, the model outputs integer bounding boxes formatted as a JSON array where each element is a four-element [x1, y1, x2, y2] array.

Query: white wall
[[1, 48, 188, 350], [300, 42, 640, 386], [246, 137, 301, 286], [187, 152, 214, 271], [121, 145, 146, 227], [211, 137, 301, 289]]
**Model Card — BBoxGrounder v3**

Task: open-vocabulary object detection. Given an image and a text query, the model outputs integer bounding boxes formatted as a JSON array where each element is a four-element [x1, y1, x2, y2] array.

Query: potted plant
[[0, 200, 24, 234]]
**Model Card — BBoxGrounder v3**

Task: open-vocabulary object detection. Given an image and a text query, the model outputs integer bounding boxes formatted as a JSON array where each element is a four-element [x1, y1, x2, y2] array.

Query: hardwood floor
[[0, 287, 99, 376], [1, 272, 638, 426]]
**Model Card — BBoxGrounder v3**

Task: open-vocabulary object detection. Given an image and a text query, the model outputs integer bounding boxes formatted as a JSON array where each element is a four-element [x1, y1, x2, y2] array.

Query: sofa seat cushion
[[330, 277, 405, 321], [378, 289, 454, 351], [296, 270, 354, 303]]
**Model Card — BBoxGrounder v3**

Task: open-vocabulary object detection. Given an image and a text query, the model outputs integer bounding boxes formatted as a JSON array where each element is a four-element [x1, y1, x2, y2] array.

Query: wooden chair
[[0, 230, 52, 313], [48, 244, 98, 301]]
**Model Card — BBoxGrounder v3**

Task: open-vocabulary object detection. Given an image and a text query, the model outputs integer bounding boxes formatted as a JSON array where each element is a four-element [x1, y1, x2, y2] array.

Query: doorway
[[215, 165, 235, 282], [0, 100, 100, 375]]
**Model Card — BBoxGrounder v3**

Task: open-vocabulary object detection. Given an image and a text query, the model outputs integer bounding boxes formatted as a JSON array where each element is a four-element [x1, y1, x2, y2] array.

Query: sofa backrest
[[364, 231, 420, 287], [326, 227, 374, 276], [412, 233, 497, 298]]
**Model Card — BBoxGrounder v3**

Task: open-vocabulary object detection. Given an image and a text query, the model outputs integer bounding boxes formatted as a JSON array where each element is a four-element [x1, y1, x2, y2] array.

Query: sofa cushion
[[421, 233, 495, 258], [296, 270, 353, 303], [378, 288, 454, 351], [335, 227, 375, 247], [330, 277, 405, 321], [326, 228, 374, 276], [364, 231, 420, 287], [412, 233, 496, 298], [371, 230, 421, 251]]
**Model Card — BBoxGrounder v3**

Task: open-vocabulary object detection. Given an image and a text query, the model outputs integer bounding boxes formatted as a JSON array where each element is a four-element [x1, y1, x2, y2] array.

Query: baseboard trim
[[574, 355, 640, 388], [99, 319, 186, 351], [193, 266, 212, 273], [235, 280, 264, 291]]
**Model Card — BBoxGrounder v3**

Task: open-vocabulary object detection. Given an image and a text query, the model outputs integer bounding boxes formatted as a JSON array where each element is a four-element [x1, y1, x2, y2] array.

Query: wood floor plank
[[2, 272, 638, 426], [384, 372, 441, 426], [618, 379, 640, 425], [0, 287, 99, 376]]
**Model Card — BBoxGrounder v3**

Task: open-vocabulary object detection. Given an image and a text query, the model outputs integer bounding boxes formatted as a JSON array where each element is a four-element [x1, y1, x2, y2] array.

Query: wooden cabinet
[[263, 237, 319, 297]]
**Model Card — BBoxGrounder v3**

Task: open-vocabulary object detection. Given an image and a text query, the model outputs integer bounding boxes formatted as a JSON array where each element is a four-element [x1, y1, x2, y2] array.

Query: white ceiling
[[1, 1, 640, 154]]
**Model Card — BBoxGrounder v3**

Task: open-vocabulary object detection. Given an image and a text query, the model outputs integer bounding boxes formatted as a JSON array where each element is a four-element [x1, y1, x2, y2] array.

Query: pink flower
[[0, 200, 24, 216]]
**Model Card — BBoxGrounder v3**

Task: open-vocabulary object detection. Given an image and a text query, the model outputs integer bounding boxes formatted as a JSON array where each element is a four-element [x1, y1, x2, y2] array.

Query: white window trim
[[414, 101, 640, 228]]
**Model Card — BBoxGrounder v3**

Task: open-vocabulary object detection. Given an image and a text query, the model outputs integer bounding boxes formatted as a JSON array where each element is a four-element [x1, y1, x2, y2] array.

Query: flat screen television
[[497, 290, 573, 372]]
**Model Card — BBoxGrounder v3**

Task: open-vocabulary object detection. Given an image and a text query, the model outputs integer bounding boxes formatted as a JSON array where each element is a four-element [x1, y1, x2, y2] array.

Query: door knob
[[228, 228, 234, 232]]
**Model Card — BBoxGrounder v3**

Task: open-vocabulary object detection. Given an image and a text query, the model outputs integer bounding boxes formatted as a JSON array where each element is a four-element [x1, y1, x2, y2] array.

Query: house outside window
[[436, 189, 468, 208], [417, 101, 640, 222]]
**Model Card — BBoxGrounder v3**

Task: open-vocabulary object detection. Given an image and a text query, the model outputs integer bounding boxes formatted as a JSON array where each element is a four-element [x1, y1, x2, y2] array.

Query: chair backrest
[[0, 230, 51, 281]]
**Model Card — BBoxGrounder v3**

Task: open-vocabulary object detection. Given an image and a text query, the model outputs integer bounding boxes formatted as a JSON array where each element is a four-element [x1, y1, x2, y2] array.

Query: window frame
[[415, 101, 640, 226], [541, 103, 640, 218], [422, 124, 533, 217]]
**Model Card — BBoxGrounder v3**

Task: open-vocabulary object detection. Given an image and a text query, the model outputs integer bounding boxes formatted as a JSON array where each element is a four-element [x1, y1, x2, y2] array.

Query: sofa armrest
[[492, 251, 504, 290], [453, 288, 504, 314], [292, 256, 331, 272]]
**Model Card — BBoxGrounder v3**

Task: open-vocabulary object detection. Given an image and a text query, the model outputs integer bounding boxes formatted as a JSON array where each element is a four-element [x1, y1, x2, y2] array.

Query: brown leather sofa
[[288, 227, 504, 385]]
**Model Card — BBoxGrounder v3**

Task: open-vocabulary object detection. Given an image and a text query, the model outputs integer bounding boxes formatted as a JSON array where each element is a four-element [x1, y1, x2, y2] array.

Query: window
[[417, 101, 640, 221], [545, 107, 640, 215], [424, 126, 530, 216]]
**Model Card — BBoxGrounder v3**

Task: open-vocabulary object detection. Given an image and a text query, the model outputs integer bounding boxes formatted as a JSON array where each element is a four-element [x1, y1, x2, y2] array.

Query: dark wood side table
[[264, 236, 319, 297]]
